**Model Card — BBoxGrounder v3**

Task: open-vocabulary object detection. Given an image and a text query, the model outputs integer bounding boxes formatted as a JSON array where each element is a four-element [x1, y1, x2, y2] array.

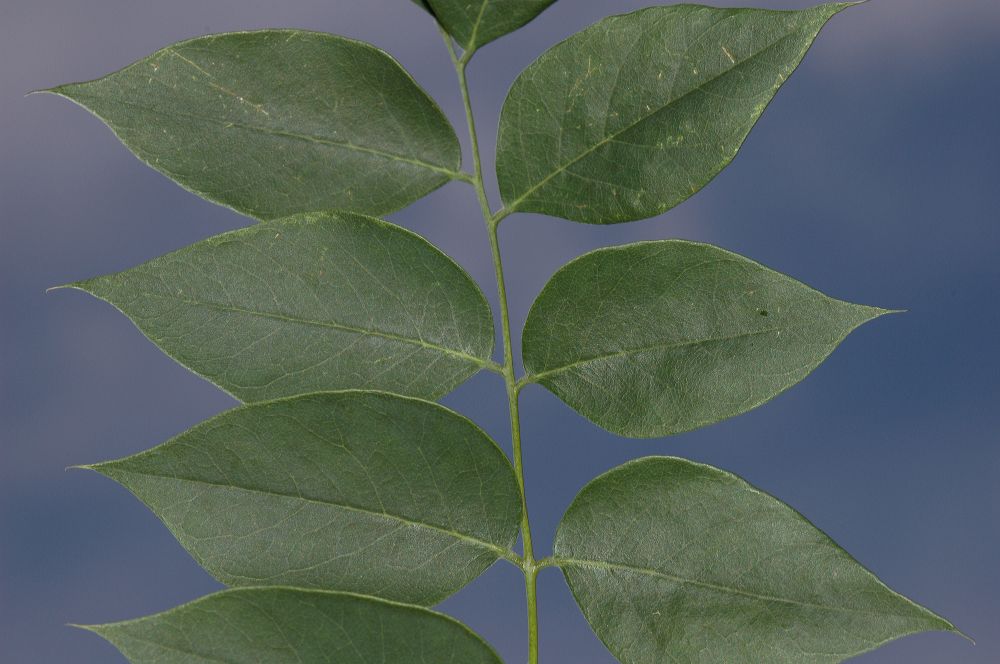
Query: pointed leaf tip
[[25, 87, 57, 98], [498, 3, 857, 223], [523, 240, 892, 437], [48, 30, 462, 219], [44, 283, 76, 295], [66, 211, 495, 402], [80, 588, 504, 664], [93, 391, 521, 604], [555, 456, 962, 663]]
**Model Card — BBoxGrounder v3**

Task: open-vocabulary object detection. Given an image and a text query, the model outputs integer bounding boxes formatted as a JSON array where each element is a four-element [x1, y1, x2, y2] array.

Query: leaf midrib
[[63, 93, 462, 180], [112, 468, 513, 558], [527, 327, 781, 383], [503, 20, 809, 212], [555, 556, 915, 619], [466, 0, 491, 50], [105, 287, 490, 368]]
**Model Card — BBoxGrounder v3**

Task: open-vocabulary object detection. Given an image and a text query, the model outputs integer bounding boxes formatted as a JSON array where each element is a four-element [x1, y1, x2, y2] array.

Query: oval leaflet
[[497, 3, 856, 223], [554, 457, 960, 663], [86, 391, 522, 605], [522, 240, 889, 437], [48, 30, 463, 219], [65, 211, 495, 403]]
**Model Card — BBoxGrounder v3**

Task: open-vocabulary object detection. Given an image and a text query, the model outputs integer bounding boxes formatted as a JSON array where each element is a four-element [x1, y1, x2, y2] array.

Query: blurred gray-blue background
[[2, 0, 997, 661]]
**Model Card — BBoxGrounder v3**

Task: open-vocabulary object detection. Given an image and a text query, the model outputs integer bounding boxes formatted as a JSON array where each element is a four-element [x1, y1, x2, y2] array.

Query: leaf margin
[[40, 28, 466, 221], [552, 455, 966, 663], [74, 585, 506, 664], [51, 209, 498, 404], [520, 238, 895, 438], [75, 388, 523, 604], [495, 1, 865, 224]]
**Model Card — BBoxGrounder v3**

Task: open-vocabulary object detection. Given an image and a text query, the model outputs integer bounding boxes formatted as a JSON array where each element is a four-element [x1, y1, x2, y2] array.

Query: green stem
[[438, 26, 540, 664], [494, 228, 540, 664]]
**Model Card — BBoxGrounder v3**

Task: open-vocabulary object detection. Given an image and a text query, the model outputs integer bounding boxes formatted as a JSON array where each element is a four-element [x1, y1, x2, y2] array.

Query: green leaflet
[[81, 587, 503, 664], [429, 0, 558, 52], [554, 457, 960, 664], [64, 211, 494, 403], [86, 391, 521, 605], [496, 3, 854, 223], [44, 3, 964, 662], [47, 30, 462, 220], [522, 240, 887, 438]]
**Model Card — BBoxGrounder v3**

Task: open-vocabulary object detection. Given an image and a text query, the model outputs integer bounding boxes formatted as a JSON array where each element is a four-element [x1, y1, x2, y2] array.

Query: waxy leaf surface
[[429, 0, 557, 52], [497, 3, 852, 223], [69, 211, 494, 403], [89, 391, 521, 605], [49, 30, 462, 220], [522, 240, 886, 437], [555, 457, 959, 663], [84, 587, 503, 664]]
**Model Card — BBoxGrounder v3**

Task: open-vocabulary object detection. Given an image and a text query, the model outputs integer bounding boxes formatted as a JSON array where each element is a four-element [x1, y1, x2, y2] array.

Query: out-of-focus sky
[[1, 1, 997, 662]]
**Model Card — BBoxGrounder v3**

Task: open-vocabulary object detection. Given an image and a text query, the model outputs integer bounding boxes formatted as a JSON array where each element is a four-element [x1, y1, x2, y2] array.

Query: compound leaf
[[554, 457, 960, 663], [47, 30, 462, 220], [497, 3, 855, 223], [82, 587, 503, 664], [86, 391, 521, 605], [429, 0, 557, 52], [65, 211, 494, 403], [522, 240, 887, 438]]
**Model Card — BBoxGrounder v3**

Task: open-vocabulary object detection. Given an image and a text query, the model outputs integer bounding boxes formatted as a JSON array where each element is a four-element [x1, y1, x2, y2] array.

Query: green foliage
[[86, 391, 520, 605], [64, 211, 495, 402], [522, 240, 887, 437], [496, 3, 853, 223], [554, 457, 957, 663], [47, 30, 462, 220], [49, 2, 961, 663], [426, 0, 558, 52], [81, 588, 503, 663]]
